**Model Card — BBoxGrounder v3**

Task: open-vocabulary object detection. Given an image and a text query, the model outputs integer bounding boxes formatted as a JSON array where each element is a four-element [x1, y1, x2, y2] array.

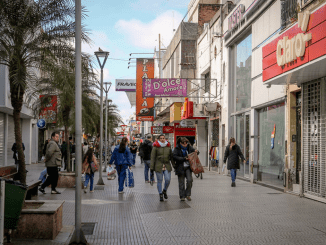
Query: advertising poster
[[39, 95, 57, 123], [143, 78, 187, 97], [136, 58, 154, 121], [151, 126, 163, 134]]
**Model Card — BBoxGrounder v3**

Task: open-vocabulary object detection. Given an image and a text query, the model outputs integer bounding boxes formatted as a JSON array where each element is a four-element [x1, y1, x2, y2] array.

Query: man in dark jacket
[[223, 137, 245, 187], [130, 141, 138, 166], [142, 135, 155, 185], [173, 137, 198, 201]]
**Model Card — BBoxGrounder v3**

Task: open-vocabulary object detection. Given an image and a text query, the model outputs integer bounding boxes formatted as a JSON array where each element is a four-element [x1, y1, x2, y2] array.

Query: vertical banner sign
[[136, 58, 154, 121]]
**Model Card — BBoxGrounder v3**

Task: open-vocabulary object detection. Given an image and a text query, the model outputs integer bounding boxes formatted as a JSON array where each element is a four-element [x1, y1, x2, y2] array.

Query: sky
[[81, 0, 189, 123]]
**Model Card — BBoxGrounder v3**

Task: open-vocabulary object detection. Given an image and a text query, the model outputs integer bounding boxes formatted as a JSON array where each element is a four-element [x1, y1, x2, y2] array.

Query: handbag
[[188, 152, 204, 174], [90, 162, 98, 172], [125, 168, 134, 188]]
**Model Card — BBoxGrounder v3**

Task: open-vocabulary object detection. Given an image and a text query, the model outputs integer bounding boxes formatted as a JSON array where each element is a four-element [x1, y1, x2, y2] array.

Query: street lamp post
[[95, 49, 109, 185], [103, 82, 112, 172]]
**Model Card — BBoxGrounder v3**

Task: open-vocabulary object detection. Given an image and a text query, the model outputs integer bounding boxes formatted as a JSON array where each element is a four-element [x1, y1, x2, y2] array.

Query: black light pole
[[94, 49, 109, 185]]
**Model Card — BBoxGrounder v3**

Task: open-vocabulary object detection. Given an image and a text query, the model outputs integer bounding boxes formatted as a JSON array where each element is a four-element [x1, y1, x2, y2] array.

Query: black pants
[[41, 167, 59, 190], [178, 167, 193, 198]]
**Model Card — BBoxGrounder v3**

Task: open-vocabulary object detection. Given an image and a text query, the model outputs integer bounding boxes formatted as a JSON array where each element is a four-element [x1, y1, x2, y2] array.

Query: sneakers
[[150, 180, 154, 186], [186, 196, 191, 201], [162, 190, 168, 199], [51, 189, 61, 194], [90, 190, 94, 193], [159, 194, 164, 202], [38, 187, 46, 194], [231, 182, 236, 187], [84, 186, 87, 193], [118, 191, 124, 194], [180, 197, 185, 201], [145, 180, 149, 183]]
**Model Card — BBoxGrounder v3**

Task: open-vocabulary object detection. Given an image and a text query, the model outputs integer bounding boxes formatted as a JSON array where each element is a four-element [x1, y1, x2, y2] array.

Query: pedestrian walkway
[[12, 157, 326, 245]]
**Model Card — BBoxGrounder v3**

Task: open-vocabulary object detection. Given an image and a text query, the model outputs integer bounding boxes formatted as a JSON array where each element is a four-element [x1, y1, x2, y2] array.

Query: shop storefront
[[262, 4, 326, 201]]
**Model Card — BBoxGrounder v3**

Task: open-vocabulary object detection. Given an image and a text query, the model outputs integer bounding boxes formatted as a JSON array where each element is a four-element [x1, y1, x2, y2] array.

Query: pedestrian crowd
[[38, 132, 243, 201]]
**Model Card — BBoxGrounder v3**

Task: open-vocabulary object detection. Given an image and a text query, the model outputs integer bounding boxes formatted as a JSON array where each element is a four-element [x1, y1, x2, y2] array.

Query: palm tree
[[0, 0, 90, 184], [36, 56, 99, 172]]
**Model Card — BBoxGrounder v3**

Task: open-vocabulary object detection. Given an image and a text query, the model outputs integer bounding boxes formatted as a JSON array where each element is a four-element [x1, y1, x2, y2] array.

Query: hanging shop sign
[[37, 119, 46, 129], [136, 58, 155, 121], [143, 78, 187, 97], [262, 7, 326, 82], [115, 79, 136, 92], [39, 95, 57, 123], [170, 102, 182, 122], [135, 133, 142, 138], [163, 126, 174, 134], [181, 98, 194, 120], [151, 126, 163, 134]]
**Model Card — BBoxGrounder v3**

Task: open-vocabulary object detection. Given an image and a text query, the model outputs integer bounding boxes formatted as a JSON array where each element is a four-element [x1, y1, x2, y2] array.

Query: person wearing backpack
[[109, 137, 133, 194], [82, 148, 98, 193]]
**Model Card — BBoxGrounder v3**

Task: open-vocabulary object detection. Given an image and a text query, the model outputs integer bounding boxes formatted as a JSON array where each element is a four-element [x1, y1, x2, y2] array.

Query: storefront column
[[3, 114, 8, 166], [197, 120, 208, 167], [251, 109, 259, 183]]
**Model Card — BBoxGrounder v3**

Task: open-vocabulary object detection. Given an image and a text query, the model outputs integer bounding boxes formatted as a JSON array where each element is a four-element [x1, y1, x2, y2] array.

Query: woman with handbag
[[223, 137, 245, 187], [109, 137, 133, 194], [173, 137, 198, 201], [82, 148, 98, 193]]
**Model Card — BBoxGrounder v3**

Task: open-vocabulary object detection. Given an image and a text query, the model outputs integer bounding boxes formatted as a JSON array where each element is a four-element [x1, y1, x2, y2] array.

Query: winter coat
[[109, 145, 133, 166], [138, 143, 144, 157], [173, 144, 198, 176], [45, 140, 62, 167], [82, 154, 97, 175], [150, 141, 174, 173], [130, 144, 138, 154], [142, 140, 152, 160], [12, 143, 25, 160], [223, 144, 245, 170]]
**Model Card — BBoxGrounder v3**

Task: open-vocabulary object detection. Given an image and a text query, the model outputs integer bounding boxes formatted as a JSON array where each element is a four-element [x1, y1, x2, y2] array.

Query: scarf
[[181, 145, 188, 157], [158, 140, 168, 148]]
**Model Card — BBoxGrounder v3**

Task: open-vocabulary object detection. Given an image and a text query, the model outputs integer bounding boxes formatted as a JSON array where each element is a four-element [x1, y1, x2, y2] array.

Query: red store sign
[[163, 126, 174, 134], [262, 5, 326, 82]]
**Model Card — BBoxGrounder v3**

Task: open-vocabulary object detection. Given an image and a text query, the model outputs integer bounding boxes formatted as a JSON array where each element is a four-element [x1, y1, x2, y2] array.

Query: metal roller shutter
[[302, 78, 326, 201], [0, 113, 4, 166]]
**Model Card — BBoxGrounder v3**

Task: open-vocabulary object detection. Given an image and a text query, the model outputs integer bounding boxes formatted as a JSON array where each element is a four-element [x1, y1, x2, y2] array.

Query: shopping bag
[[125, 168, 134, 188], [81, 174, 86, 185], [188, 152, 204, 174], [90, 162, 98, 172], [107, 166, 117, 176]]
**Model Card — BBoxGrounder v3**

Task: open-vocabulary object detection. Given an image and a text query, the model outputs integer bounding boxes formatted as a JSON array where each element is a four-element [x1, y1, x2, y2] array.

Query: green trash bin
[[2, 179, 27, 230]]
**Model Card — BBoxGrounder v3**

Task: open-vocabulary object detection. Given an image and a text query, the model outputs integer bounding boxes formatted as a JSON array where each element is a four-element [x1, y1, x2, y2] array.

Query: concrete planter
[[57, 171, 77, 188], [13, 200, 64, 240]]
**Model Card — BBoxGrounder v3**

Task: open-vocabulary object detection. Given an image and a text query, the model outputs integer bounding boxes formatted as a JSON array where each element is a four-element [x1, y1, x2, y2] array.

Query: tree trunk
[[9, 63, 27, 184]]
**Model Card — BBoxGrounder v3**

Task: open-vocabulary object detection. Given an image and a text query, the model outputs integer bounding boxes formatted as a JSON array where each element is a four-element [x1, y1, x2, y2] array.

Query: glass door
[[236, 113, 250, 178]]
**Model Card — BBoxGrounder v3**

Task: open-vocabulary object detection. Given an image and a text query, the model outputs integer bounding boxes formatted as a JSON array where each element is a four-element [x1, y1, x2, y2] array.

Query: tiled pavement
[[12, 157, 326, 244]]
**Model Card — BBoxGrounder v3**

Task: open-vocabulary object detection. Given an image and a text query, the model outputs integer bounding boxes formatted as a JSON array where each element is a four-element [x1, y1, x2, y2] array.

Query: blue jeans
[[84, 173, 94, 191], [116, 164, 129, 192], [155, 170, 171, 194], [144, 160, 154, 182], [132, 153, 136, 165], [230, 169, 237, 182]]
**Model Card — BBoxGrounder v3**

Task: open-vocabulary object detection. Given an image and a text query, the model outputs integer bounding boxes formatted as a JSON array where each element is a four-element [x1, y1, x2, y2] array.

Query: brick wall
[[198, 4, 221, 35]]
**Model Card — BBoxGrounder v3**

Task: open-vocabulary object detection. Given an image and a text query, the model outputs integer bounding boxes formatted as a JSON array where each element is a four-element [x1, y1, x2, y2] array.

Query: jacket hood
[[144, 139, 152, 145], [153, 140, 171, 148]]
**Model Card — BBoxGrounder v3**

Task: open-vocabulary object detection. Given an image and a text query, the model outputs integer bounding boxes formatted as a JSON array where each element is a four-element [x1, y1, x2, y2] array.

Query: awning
[[125, 92, 136, 107], [157, 106, 170, 117], [264, 50, 326, 86]]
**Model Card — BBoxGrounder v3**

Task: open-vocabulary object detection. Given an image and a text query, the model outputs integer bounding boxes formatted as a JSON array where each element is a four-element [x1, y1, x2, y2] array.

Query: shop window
[[281, 0, 298, 29], [235, 34, 252, 112], [258, 103, 285, 187], [205, 72, 210, 94]]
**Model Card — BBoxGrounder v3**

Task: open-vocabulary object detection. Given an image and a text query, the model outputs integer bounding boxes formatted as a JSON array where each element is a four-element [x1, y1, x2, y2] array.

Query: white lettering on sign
[[276, 11, 311, 66]]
